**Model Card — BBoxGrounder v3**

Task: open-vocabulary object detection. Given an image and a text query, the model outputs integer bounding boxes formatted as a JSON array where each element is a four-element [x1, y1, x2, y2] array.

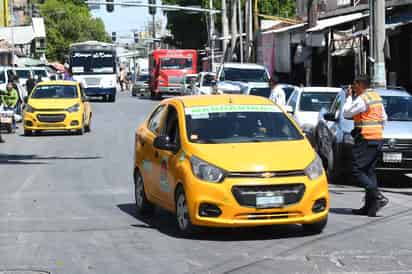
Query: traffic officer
[[343, 75, 389, 217], [210, 80, 223, 95]]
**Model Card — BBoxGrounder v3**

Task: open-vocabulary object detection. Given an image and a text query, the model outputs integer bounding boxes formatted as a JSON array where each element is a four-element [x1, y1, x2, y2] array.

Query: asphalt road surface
[[1, 91, 412, 274]]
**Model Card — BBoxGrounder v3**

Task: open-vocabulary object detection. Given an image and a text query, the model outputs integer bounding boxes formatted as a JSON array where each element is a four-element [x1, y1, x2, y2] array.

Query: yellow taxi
[[133, 95, 329, 234], [23, 81, 92, 136]]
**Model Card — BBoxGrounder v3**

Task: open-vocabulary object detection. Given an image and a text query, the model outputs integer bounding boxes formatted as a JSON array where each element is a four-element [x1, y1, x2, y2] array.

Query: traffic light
[[134, 32, 139, 43], [106, 0, 114, 13], [148, 0, 156, 15], [111, 32, 116, 43]]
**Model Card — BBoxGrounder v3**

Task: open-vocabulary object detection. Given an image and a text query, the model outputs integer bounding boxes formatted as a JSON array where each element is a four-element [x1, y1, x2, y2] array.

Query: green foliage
[[40, 0, 110, 62], [259, 0, 296, 18]]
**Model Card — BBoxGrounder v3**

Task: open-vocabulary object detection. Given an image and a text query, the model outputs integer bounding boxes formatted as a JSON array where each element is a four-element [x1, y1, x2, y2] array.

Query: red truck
[[149, 49, 197, 99]]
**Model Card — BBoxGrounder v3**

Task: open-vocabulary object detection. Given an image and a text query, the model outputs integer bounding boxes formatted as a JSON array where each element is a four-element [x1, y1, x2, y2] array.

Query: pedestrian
[[26, 74, 36, 96], [343, 75, 389, 217], [269, 77, 286, 106], [64, 69, 75, 81], [119, 68, 126, 91]]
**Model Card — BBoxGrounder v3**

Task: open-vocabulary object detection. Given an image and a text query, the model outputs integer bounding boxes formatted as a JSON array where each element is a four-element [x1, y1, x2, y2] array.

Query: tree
[[40, 0, 110, 62]]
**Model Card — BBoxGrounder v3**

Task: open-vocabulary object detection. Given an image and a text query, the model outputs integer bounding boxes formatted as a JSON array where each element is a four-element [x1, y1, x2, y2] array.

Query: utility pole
[[209, 0, 215, 71], [370, 0, 386, 88], [237, 0, 243, 63], [230, 0, 238, 61], [245, 0, 253, 61], [306, 0, 318, 86], [221, 0, 229, 59]]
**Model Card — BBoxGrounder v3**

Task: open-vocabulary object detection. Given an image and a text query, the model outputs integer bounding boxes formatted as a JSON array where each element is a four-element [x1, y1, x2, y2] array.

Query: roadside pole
[[222, 0, 229, 59], [237, 0, 243, 63], [370, 0, 386, 88], [209, 0, 215, 71]]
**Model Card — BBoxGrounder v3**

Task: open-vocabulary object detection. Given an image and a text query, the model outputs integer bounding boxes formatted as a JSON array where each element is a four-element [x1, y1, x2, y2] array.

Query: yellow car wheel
[[134, 170, 154, 215], [175, 187, 195, 235]]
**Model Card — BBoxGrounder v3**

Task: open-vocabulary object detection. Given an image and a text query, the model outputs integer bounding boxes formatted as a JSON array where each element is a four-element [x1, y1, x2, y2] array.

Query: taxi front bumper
[[24, 111, 84, 131], [184, 174, 329, 228]]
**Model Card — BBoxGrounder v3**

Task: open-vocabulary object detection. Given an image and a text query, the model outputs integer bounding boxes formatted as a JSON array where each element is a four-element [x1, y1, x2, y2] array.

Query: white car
[[196, 72, 216, 95], [31, 67, 50, 82], [286, 87, 342, 134], [216, 63, 270, 91], [180, 74, 198, 95]]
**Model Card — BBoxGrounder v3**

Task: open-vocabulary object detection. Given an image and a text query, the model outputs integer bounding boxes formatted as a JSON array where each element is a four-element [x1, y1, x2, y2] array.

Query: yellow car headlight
[[25, 104, 35, 113], [66, 103, 80, 113], [190, 156, 225, 183], [305, 154, 324, 180]]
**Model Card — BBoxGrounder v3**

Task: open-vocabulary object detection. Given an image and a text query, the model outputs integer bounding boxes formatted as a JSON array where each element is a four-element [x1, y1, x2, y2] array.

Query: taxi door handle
[[154, 151, 159, 158]]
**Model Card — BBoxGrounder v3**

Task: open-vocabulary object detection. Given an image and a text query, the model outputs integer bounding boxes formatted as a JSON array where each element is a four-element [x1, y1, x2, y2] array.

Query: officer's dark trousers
[[351, 139, 383, 190]]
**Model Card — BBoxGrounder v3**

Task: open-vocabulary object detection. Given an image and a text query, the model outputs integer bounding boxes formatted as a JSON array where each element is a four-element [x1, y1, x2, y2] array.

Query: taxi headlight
[[25, 104, 35, 113], [304, 154, 323, 180], [190, 156, 225, 183], [66, 103, 80, 113]]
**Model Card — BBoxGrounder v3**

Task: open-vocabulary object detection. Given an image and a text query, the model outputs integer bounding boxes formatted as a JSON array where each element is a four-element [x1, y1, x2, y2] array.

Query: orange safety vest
[[353, 90, 384, 140]]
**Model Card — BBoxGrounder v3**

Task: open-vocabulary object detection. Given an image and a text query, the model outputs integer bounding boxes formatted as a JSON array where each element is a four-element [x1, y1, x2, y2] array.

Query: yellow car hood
[[29, 99, 79, 110], [187, 140, 315, 172]]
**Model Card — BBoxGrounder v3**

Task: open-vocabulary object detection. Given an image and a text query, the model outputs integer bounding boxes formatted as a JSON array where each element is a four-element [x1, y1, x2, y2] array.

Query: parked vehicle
[[180, 74, 198, 95], [132, 74, 150, 97], [286, 87, 341, 135], [31, 67, 51, 82], [149, 49, 197, 99], [314, 88, 412, 183], [133, 95, 328, 234], [216, 63, 270, 93], [196, 72, 216, 95], [0, 108, 15, 133], [23, 80, 92, 136], [278, 84, 300, 102], [12, 68, 32, 90]]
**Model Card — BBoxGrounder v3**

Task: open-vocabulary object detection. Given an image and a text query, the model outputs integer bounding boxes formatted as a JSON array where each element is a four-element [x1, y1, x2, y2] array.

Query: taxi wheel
[[175, 187, 195, 235], [302, 216, 328, 234], [24, 129, 32, 136], [134, 170, 154, 215], [85, 115, 92, 132]]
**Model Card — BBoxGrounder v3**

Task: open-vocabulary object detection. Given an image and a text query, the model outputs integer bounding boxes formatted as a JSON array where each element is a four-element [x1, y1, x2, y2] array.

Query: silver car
[[314, 88, 412, 184], [132, 74, 150, 97]]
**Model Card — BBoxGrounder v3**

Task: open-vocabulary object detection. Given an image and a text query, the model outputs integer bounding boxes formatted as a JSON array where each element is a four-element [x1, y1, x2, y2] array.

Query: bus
[[69, 41, 117, 102], [149, 49, 197, 99]]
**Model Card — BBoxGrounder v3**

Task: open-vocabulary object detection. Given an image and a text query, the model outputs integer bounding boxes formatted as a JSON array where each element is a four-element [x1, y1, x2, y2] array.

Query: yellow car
[[133, 95, 329, 234], [24, 81, 92, 136]]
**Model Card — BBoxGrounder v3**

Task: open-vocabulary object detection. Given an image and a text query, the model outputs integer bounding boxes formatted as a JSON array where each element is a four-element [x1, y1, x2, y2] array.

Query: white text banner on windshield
[[185, 105, 281, 116]]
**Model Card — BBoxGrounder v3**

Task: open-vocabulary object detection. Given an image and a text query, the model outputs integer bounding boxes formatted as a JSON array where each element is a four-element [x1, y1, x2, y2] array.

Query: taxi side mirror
[[154, 136, 179, 153], [324, 112, 337, 122], [284, 105, 294, 114]]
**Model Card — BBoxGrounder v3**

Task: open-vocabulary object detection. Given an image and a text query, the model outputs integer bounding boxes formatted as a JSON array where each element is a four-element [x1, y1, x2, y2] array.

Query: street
[[1, 91, 412, 274]]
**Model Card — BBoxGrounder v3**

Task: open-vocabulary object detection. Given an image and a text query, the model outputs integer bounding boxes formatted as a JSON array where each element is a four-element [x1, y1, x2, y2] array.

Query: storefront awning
[[306, 13, 368, 32]]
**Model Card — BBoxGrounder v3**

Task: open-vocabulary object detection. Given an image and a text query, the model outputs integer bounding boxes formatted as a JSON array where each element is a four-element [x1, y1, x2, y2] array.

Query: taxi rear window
[[185, 104, 303, 144]]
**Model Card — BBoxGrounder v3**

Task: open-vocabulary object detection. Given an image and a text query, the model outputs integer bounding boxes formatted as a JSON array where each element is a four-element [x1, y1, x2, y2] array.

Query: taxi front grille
[[37, 114, 66, 123], [235, 212, 303, 220], [227, 170, 305, 179], [383, 139, 412, 150], [232, 184, 305, 208]]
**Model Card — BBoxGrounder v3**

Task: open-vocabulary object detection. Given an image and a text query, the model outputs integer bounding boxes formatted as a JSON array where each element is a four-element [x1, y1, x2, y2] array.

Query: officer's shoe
[[0, 138, 5, 143], [377, 192, 389, 213]]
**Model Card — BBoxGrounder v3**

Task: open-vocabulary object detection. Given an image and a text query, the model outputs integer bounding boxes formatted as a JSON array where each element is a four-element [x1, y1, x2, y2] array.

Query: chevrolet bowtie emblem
[[261, 172, 275, 178]]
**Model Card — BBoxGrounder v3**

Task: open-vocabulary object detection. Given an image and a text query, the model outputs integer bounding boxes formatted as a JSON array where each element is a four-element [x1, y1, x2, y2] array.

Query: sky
[[91, 2, 165, 42]]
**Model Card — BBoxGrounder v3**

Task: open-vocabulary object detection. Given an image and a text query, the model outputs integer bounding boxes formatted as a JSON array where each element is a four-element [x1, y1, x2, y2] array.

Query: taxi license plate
[[0, 117, 12, 123], [383, 152, 402, 163], [256, 193, 284, 208]]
